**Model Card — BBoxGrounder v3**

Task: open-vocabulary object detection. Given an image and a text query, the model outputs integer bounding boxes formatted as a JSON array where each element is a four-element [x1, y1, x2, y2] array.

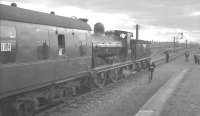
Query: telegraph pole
[[186, 40, 188, 48], [134, 24, 139, 60], [173, 32, 183, 52], [173, 36, 176, 52], [136, 24, 139, 40]]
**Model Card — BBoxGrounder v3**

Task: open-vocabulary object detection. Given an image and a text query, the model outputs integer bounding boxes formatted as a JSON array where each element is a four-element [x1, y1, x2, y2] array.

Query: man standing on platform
[[194, 55, 197, 64], [148, 61, 156, 83], [164, 50, 169, 63], [185, 50, 190, 62]]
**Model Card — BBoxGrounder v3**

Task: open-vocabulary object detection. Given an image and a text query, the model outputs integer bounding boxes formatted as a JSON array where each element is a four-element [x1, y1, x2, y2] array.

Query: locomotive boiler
[[0, 4, 151, 116]]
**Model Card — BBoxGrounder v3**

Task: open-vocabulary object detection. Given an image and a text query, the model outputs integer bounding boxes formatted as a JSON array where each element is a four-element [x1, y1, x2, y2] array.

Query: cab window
[[77, 32, 87, 56], [35, 28, 50, 60]]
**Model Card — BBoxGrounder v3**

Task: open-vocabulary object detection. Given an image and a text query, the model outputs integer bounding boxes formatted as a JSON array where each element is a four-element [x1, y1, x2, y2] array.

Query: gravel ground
[[151, 48, 167, 59], [161, 62, 200, 116], [37, 55, 191, 116]]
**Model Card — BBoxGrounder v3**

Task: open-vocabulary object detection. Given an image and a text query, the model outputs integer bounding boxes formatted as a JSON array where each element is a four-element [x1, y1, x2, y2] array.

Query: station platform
[[160, 65, 200, 116], [135, 56, 200, 116]]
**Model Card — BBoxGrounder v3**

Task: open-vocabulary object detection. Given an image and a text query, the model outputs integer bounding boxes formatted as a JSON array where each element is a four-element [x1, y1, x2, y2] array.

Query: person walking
[[196, 55, 200, 64], [164, 50, 169, 63], [148, 61, 156, 83], [185, 50, 190, 62], [194, 55, 197, 64]]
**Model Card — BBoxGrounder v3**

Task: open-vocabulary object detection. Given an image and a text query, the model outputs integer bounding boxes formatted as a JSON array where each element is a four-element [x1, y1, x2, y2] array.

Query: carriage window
[[77, 32, 87, 56], [0, 26, 17, 64], [58, 34, 65, 56], [79, 42, 87, 56], [37, 41, 49, 60]]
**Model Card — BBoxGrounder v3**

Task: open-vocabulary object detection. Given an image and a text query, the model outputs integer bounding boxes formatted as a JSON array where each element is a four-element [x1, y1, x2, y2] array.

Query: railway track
[[36, 52, 184, 116], [36, 70, 143, 116]]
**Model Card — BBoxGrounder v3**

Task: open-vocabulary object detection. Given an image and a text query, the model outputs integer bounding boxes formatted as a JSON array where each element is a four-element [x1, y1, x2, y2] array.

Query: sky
[[0, 0, 200, 43]]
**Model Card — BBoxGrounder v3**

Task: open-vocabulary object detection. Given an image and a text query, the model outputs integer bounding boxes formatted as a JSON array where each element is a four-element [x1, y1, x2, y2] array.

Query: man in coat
[[148, 61, 156, 83]]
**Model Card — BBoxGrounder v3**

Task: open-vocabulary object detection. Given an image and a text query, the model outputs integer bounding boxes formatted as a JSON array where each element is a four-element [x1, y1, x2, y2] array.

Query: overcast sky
[[1, 0, 200, 42]]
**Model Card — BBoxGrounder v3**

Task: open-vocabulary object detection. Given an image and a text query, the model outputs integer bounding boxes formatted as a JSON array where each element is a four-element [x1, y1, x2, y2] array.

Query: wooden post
[[173, 36, 176, 52], [186, 40, 188, 48], [136, 24, 139, 40]]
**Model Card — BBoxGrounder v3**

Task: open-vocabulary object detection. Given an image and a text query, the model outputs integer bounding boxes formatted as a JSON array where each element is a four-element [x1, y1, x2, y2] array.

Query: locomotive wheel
[[119, 68, 125, 79], [17, 101, 35, 116], [135, 63, 141, 72], [1, 101, 18, 116], [94, 72, 107, 88], [1, 100, 35, 116], [80, 77, 91, 93], [109, 69, 119, 83]]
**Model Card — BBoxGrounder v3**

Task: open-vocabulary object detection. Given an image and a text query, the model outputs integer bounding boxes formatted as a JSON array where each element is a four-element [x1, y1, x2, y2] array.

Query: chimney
[[11, 3, 17, 7], [79, 18, 88, 23]]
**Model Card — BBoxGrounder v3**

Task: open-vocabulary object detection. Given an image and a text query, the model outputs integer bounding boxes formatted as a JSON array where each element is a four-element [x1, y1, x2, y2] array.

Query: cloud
[[3, 0, 199, 31], [190, 11, 200, 16], [1, 0, 200, 42]]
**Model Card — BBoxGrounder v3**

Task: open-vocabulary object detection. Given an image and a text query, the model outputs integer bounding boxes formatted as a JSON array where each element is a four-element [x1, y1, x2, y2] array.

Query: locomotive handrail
[[93, 57, 151, 73]]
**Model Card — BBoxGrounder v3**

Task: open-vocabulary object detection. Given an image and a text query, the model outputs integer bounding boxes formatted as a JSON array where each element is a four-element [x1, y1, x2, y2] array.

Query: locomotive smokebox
[[11, 3, 17, 7], [50, 11, 55, 15], [94, 23, 105, 35]]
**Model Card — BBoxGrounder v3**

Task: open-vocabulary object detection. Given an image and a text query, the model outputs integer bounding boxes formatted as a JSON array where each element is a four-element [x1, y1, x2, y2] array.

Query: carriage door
[[57, 34, 65, 56]]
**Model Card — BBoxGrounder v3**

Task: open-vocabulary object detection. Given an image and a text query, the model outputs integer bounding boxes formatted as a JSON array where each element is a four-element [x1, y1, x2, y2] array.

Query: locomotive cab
[[105, 30, 134, 60], [91, 23, 124, 67]]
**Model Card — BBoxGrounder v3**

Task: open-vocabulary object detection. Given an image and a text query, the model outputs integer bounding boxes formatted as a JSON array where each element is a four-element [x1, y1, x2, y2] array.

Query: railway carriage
[[0, 4, 92, 116], [0, 4, 151, 116]]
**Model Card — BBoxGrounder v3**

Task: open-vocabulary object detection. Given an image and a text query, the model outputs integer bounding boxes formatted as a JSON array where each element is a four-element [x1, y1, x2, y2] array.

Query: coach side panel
[[0, 20, 92, 98]]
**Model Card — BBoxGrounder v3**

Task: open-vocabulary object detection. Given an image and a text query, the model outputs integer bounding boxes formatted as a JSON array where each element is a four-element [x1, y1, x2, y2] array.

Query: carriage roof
[[0, 4, 91, 31]]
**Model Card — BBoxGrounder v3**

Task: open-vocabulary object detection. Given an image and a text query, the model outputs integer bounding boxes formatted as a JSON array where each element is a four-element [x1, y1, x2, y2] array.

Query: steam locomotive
[[0, 4, 150, 116]]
